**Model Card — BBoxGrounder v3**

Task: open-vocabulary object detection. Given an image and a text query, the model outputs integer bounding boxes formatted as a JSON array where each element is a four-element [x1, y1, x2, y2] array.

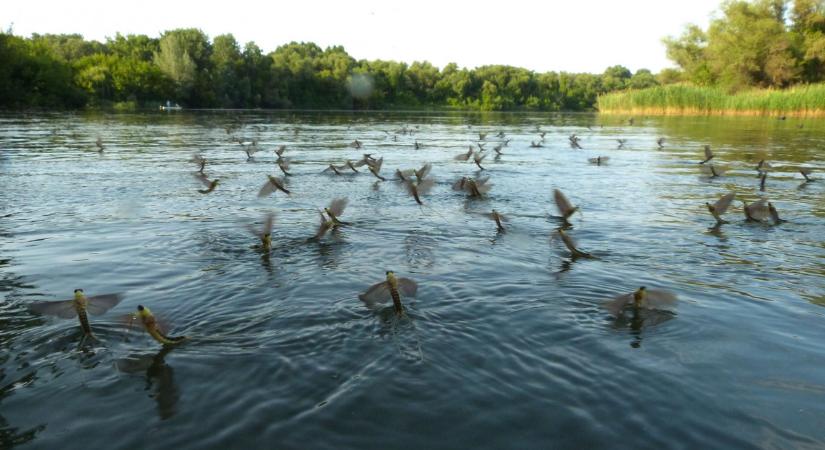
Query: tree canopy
[[664, 0, 825, 89], [5, 1, 819, 111], [0, 28, 659, 111]]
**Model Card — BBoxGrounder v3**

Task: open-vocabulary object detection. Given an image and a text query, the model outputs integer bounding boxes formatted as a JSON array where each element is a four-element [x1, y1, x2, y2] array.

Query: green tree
[[30, 33, 103, 62], [210, 34, 243, 107], [705, 0, 799, 88], [1, 29, 681, 111], [106, 34, 171, 104], [791, 0, 825, 81], [107, 33, 158, 61], [663, 25, 715, 85], [154, 29, 212, 105], [270, 41, 324, 106], [657, 68, 685, 84], [405, 61, 440, 103], [0, 33, 84, 107], [73, 53, 114, 102], [243, 42, 277, 107], [434, 63, 475, 107], [628, 69, 660, 89], [535, 72, 563, 110], [663, 0, 818, 88], [602, 65, 632, 91]]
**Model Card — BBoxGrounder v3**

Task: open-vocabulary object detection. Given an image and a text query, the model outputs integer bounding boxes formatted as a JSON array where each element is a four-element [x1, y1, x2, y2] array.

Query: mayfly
[[699, 145, 714, 164], [602, 287, 677, 318], [405, 178, 435, 205], [367, 157, 386, 181], [246, 212, 275, 251], [553, 228, 591, 258], [455, 147, 474, 161], [194, 173, 220, 194], [190, 153, 206, 174], [706, 192, 735, 225], [28, 289, 122, 338], [487, 209, 508, 232], [473, 152, 487, 170], [277, 158, 292, 176], [743, 199, 770, 222], [324, 197, 350, 226], [258, 175, 290, 197], [458, 177, 492, 198], [129, 305, 187, 346], [359, 271, 418, 315], [553, 189, 579, 224]]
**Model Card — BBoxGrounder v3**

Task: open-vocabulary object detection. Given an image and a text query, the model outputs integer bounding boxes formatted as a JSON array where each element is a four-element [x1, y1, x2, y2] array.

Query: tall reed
[[597, 84, 825, 117]]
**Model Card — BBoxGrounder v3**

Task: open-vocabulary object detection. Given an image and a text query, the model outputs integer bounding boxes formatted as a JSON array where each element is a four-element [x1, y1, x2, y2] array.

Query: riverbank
[[597, 84, 825, 117]]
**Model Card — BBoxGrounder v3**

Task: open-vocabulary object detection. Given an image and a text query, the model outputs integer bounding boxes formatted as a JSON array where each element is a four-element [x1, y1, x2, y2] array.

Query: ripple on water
[[1, 112, 825, 449]]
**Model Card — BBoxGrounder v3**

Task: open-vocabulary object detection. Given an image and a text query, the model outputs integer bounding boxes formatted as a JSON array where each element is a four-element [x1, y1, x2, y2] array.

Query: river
[[1, 111, 823, 449]]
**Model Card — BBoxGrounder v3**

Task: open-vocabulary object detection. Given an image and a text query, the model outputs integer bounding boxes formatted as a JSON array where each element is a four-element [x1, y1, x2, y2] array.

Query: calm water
[[1, 111, 824, 449]]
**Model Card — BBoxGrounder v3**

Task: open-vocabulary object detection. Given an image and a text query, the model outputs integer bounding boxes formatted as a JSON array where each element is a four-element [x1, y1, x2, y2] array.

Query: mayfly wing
[[451, 177, 467, 191], [328, 198, 349, 217], [193, 173, 212, 187], [644, 290, 678, 309], [417, 162, 432, 179], [313, 216, 332, 240], [28, 299, 77, 318], [263, 212, 275, 235], [558, 231, 579, 253], [85, 293, 124, 316], [417, 179, 435, 195], [747, 199, 770, 220], [714, 192, 736, 215], [475, 177, 492, 194], [396, 278, 418, 297], [371, 157, 384, 172], [359, 281, 392, 306], [258, 179, 276, 198], [602, 293, 633, 317], [553, 189, 574, 216]]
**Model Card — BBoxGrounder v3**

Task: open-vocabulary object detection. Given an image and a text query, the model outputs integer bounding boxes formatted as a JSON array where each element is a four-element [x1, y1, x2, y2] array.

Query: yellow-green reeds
[[597, 84, 825, 117]]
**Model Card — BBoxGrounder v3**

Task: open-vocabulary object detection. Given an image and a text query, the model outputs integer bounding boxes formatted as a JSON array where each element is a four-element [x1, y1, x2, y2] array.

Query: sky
[[5, 0, 723, 74]]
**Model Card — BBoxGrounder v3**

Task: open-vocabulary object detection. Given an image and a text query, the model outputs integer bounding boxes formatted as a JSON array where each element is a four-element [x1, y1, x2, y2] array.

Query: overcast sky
[[5, 0, 723, 73]]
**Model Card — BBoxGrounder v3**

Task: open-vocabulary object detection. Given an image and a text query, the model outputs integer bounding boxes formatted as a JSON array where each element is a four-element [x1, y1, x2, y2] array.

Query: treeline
[[663, 0, 825, 90], [0, 28, 660, 111]]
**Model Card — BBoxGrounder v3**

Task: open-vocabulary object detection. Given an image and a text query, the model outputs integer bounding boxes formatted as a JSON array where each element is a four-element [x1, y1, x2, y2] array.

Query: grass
[[597, 84, 825, 117]]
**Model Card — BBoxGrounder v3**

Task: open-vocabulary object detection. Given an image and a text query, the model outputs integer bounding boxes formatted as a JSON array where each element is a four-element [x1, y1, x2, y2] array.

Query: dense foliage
[[4, 0, 821, 111], [663, 0, 825, 90], [0, 29, 657, 111]]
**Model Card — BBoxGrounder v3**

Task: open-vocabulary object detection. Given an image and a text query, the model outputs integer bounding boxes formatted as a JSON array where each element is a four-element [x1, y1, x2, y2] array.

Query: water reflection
[[554, 259, 574, 277], [0, 372, 45, 447], [706, 223, 727, 239], [116, 346, 180, 420], [611, 309, 676, 349], [310, 231, 346, 269], [797, 181, 814, 191], [373, 310, 424, 362], [259, 251, 273, 274], [488, 229, 506, 245]]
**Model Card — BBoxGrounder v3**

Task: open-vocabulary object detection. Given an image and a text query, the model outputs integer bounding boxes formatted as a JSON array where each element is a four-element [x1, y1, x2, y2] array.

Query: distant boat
[[160, 101, 183, 111]]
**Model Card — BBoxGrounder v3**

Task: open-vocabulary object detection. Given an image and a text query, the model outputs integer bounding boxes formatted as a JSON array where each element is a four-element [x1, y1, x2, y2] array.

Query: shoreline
[[597, 108, 825, 118]]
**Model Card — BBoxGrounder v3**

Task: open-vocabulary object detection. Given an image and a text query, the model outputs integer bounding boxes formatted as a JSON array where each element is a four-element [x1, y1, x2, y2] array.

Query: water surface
[[1, 111, 824, 449]]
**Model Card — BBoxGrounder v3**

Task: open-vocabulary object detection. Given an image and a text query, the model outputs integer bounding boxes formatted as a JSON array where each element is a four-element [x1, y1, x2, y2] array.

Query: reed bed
[[597, 84, 825, 117]]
